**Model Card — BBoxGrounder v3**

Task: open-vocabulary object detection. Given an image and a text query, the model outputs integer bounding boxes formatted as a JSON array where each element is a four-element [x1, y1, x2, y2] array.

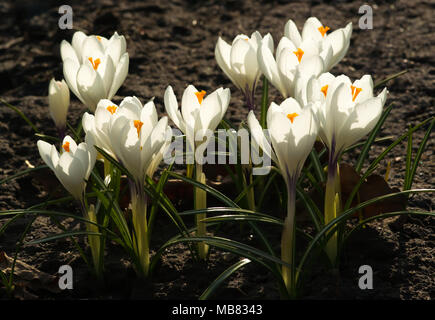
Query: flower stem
[[281, 177, 297, 298], [324, 154, 341, 266], [195, 163, 208, 260], [80, 201, 103, 278], [130, 180, 150, 277]]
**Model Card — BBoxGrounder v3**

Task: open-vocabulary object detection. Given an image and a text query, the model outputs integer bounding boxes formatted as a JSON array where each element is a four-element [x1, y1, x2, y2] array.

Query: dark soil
[[0, 0, 434, 300]]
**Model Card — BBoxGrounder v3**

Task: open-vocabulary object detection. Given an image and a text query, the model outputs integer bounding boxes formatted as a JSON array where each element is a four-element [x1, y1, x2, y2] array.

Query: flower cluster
[[39, 16, 389, 289]]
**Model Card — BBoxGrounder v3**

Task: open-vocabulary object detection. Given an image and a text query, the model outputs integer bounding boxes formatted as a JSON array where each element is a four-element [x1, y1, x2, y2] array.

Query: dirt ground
[[0, 0, 433, 299]]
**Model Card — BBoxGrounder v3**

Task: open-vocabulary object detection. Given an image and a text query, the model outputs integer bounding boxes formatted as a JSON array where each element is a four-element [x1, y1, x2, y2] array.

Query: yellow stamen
[[318, 26, 330, 37], [62, 141, 70, 152], [134, 120, 143, 137], [195, 90, 206, 104], [321, 85, 329, 97], [106, 105, 117, 115], [351, 85, 362, 101], [96, 36, 102, 41], [293, 48, 304, 62], [88, 57, 101, 70], [286, 113, 299, 123]]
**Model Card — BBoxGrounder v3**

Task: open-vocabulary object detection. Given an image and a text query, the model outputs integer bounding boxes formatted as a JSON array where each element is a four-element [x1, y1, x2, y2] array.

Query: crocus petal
[[284, 19, 302, 47], [76, 63, 107, 112], [60, 40, 79, 64], [164, 85, 186, 133], [108, 52, 129, 99], [63, 58, 85, 104]]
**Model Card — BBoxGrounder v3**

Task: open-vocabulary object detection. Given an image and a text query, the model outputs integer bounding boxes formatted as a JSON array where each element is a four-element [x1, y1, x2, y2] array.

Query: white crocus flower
[[82, 98, 122, 159], [109, 97, 170, 182], [284, 17, 352, 71], [248, 99, 318, 296], [60, 31, 129, 112], [164, 84, 230, 259], [93, 96, 169, 277], [48, 78, 70, 136], [309, 73, 387, 265], [37, 135, 96, 201], [257, 35, 326, 98], [164, 84, 230, 159], [37, 135, 102, 275], [215, 32, 273, 110], [313, 74, 388, 156]]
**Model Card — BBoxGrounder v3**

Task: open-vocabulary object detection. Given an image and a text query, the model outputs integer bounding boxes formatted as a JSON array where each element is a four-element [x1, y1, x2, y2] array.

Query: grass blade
[[199, 258, 251, 300]]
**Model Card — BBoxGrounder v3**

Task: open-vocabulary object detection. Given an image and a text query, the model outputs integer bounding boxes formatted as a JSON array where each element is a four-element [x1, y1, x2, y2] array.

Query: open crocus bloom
[[284, 17, 352, 71], [249, 98, 318, 182], [257, 34, 326, 98], [311, 74, 388, 158], [107, 97, 170, 181], [215, 31, 273, 109], [48, 78, 70, 131], [164, 85, 230, 158], [37, 136, 96, 201], [61, 31, 129, 112]]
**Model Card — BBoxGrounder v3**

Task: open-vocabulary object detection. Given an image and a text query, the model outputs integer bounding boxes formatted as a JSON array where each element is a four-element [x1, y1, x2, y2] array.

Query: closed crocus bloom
[[284, 17, 352, 71], [215, 32, 272, 110], [257, 35, 326, 98], [37, 135, 96, 201], [82, 98, 122, 159], [164, 85, 230, 157], [61, 31, 129, 112], [48, 78, 70, 134]]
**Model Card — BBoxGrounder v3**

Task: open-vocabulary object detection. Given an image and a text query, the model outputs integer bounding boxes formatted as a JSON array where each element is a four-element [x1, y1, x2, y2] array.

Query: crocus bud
[[48, 78, 70, 131]]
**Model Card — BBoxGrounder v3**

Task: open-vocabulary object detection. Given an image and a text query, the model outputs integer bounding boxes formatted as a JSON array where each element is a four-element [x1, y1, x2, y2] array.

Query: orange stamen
[[62, 141, 70, 152], [195, 90, 206, 104], [106, 105, 117, 115], [321, 85, 329, 97], [293, 48, 304, 62], [318, 26, 330, 37], [88, 57, 101, 70], [133, 120, 143, 137], [96, 36, 102, 41], [286, 113, 299, 123], [351, 85, 362, 101]]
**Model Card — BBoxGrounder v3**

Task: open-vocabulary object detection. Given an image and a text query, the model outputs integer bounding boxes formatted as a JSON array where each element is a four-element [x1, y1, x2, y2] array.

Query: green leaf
[[297, 188, 435, 283], [260, 77, 269, 129], [0, 98, 39, 133], [199, 258, 251, 300], [344, 117, 434, 210], [0, 165, 48, 185], [374, 70, 408, 89], [27, 231, 103, 245], [405, 118, 434, 191]]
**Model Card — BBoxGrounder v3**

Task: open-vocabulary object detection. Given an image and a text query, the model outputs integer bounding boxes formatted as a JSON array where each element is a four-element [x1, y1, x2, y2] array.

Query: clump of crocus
[[248, 98, 318, 297], [164, 85, 230, 259], [48, 78, 70, 139], [60, 31, 129, 112], [215, 32, 272, 110]]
